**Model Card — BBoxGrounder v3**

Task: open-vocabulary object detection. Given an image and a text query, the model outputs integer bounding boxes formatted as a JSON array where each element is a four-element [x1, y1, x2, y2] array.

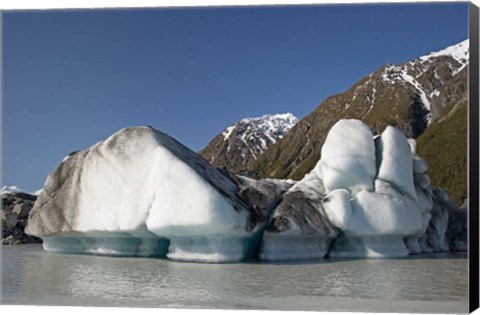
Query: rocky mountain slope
[[416, 89, 467, 205], [248, 40, 469, 205], [199, 113, 298, 174]]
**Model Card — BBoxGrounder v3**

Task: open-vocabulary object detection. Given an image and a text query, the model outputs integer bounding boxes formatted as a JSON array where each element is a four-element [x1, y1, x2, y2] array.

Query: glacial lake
[[0, 244, 469, 313]]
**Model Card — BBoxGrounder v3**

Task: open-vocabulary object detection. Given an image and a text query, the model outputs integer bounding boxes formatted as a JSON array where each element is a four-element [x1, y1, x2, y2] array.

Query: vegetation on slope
[[417, 97, 468, 205]]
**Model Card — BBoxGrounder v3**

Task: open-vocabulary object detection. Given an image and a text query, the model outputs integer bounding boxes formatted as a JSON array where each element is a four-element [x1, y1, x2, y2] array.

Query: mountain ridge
[[201, 39, 469, 205]]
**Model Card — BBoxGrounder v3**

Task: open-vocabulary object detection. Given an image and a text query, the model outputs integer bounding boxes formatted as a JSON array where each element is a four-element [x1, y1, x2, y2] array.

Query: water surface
[[1, 245, 469, 313]]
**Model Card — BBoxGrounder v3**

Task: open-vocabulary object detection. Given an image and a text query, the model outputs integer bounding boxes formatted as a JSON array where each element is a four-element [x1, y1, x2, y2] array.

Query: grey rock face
[[1, 192, 42, 245]]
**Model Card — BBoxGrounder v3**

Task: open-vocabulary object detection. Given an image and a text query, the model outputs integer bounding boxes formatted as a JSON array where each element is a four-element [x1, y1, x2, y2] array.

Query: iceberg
[[266, 120, 431, 259], [26, 126, 263, 262], [375, 126, 417, 201], [25, 120, 466, 263], [325, 123, 426, 258]]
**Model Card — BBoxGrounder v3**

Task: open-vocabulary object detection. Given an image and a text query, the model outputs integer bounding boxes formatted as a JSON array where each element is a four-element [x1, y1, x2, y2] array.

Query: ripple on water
[[0, 245, 468, 312]]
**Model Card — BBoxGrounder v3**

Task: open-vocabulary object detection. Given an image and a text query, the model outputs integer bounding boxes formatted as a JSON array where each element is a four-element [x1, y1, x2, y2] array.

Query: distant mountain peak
[[1, 185, 42, 196], [1, 185, 22, 195], [222, 113, 298, 144], [200, 113, 298, 173], [419, 39, 469, 65], [241, 112, 297, 124]]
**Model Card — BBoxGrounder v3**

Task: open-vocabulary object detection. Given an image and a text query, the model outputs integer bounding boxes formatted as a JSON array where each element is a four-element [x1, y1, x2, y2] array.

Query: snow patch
[[222, 125, 235, 140], [419, 39, 469, 66], [218, 113, 298, 159], [1, 186, 22, 195]]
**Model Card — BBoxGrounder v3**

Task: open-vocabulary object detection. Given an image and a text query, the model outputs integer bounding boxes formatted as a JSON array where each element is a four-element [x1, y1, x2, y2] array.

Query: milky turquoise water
[[0, 244, 469, 313]]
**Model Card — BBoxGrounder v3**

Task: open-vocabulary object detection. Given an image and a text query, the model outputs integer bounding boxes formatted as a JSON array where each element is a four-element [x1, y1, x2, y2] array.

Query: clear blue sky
[[2, 3, 469, 192]]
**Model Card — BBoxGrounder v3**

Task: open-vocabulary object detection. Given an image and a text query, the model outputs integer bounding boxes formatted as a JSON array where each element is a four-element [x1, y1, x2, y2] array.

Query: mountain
[[248, 40, 468, 205], [416, 90, 468, 205], [199, 113, 298, 174], [1, 185, 42, 196], [1, 185, 22, 195]]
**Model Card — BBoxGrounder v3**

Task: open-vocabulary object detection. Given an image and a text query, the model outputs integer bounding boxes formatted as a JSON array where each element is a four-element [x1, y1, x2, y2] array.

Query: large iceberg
[[26, 127, 263, 262], [26, 120, 467, 263], [325, 124, 425, 258], [260, 119, 465, 261], [260, 120, 422, 260]]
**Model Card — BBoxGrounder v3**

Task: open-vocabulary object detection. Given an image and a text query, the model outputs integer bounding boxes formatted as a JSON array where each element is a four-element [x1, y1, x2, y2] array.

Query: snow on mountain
[[200, 113, 298, 173], [381, 40, 469, 123], [419, 39, 469, 66], [1, 185, 22, 195], [222, 113, 298, 150], [1, 185, 43, 196]]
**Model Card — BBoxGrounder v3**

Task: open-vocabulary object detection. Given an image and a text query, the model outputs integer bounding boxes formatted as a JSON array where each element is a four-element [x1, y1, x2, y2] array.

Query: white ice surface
[[407, 139, 417, 155], [29, 127, 256, 262], [320, 120, 376, 195], [322, 189, 351, 230], [376, 126, 417, 201], [145, 145, 249, 236], [348, 190, 423, 236]]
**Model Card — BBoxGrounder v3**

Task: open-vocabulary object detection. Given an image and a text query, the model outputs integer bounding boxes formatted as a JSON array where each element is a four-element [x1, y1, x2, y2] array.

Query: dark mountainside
[[202, 40, 469, 205]]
